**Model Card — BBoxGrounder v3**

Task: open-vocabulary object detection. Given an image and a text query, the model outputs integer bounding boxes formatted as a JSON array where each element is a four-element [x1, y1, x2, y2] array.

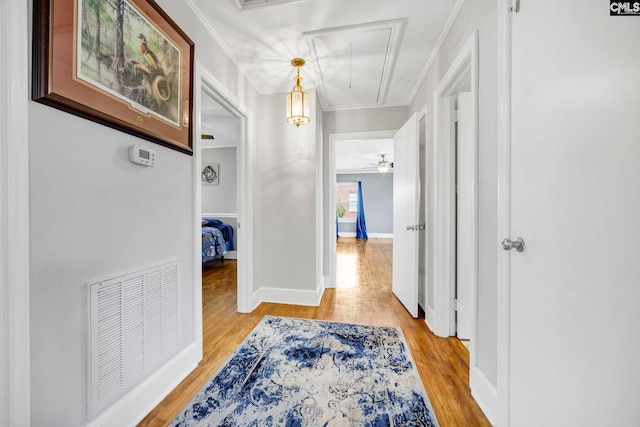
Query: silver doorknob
[[502, 237, 525, 252], [406, 225, 415, 231]]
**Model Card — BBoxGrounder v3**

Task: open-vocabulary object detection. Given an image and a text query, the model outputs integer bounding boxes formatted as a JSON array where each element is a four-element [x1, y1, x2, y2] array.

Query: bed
[[202, 218, 235, 252], [202, 224, 227, 264]]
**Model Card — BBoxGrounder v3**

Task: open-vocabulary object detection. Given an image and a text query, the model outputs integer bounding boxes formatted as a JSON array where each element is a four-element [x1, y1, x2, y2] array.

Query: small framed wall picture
[[202, 163, 219, 185]]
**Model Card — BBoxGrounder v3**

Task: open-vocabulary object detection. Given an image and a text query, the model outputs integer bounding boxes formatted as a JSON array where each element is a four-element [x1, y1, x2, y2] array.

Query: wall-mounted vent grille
[[88, 260, 179, 418]]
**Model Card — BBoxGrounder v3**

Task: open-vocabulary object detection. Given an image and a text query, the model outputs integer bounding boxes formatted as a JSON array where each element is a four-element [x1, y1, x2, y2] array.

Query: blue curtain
[[356, 181, 368, 239]]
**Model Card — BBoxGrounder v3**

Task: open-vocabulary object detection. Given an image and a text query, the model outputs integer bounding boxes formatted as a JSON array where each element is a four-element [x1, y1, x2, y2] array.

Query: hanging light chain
[[349, 43, 352, 89]]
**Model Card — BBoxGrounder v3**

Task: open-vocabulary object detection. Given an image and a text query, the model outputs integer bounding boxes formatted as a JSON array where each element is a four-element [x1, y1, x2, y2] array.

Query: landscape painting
[[78, 0, 182, 126], [32, 0, 194, 153]]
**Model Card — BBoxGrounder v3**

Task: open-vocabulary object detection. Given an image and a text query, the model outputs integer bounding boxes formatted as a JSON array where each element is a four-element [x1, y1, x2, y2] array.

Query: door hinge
[[453, 299, 458, 311], [509, 0, 520, 13]]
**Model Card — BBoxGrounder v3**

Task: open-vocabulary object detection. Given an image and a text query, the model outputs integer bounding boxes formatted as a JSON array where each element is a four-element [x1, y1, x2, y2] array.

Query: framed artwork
[[202, 164, 219, 185], [32, 0, 194, 155]]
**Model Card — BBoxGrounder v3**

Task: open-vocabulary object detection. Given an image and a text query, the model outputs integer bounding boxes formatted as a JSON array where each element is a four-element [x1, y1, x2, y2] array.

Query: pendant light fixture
[[286, 58, 310, 127]]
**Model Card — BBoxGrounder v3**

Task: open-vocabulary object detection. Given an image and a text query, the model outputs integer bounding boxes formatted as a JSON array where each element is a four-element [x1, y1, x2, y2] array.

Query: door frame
[[326, 130, 396, 288], [497, 1, 512, 425], [431, 31, 478, 343], [1, 0, 31, 424], [195, 64, 254, 317]]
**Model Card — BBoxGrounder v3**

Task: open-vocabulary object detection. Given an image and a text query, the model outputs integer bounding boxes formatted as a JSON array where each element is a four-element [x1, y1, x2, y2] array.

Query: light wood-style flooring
[[139, 238, 491, 426]]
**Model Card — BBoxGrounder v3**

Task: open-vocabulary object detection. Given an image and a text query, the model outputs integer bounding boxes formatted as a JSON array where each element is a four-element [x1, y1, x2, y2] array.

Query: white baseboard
[[337, 233, 393, 239], [252, 282, 325, 308], [470, 366, 498, 426], [424, 305, 437, 333], [87, 342, 201, 427], [323, 275, 334, 289]]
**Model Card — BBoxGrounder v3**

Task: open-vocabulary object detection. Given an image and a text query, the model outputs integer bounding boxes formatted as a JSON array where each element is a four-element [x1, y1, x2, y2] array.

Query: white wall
[[257, 93, 319, 294], [409, 0, 499, 392], [29, 107, 196, 425], [201, 147, 237, 213], [27, 0, 261, 424]]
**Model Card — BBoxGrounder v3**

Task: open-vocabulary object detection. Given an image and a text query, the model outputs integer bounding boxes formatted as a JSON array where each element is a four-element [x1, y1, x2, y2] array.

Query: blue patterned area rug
[[171, 316, 439, 426]]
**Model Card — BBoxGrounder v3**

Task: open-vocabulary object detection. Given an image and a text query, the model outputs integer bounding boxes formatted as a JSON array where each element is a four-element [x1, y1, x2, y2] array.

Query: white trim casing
[[431, 32, 478, 340], [193, 62, 205, 360], [432, 32, 493, 424], [198, 67, 254, 315], [1, 0, 31, 425], [497, 1, 513, 425], [470, 366, 498, 426]]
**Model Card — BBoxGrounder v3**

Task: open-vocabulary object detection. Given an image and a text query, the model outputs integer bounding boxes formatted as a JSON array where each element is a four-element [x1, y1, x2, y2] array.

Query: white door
[[392, 113, 419, 318], [506, 2, 640, 424], [456, 92, 473, 340]]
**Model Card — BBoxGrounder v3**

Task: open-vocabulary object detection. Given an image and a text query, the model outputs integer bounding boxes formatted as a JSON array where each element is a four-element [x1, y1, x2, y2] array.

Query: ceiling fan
[[364, 154, 393, 173]]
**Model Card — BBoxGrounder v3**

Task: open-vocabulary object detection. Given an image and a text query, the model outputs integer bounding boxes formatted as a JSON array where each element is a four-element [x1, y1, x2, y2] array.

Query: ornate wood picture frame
[[32, 0, 194, 154]]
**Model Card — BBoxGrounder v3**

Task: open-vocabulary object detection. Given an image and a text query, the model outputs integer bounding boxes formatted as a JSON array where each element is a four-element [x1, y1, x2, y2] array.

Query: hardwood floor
[[138, 238, 491, 426]]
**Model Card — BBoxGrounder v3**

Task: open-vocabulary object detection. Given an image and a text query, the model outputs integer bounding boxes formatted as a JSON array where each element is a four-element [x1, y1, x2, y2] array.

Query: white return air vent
[[88, 260, 179, 418]]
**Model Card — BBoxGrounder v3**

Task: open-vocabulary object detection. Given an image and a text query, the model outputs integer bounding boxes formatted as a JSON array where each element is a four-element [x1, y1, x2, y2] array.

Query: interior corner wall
[[27, 0, 261, 424], [409, 0, 499, 388], [256, 92, 319, 293]]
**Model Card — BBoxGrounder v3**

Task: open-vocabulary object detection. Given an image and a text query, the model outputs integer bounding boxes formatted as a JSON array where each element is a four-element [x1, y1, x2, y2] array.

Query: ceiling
[[200, 91, 240, 149], [335, 139, 393, 174], [191, 0, 459, 168], [187, 0, 459, 111]]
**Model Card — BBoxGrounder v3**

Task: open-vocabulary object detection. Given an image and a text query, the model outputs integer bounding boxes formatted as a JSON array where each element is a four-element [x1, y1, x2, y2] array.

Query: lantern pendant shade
[[286, 58, 310, 127]]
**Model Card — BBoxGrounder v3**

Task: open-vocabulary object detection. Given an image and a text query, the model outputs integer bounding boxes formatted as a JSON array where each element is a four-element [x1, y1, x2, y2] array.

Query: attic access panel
[[304, 19, 403, 110]]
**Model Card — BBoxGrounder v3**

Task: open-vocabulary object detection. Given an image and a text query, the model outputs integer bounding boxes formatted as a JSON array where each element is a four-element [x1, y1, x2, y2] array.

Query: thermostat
[[129, 145, 156, 166]]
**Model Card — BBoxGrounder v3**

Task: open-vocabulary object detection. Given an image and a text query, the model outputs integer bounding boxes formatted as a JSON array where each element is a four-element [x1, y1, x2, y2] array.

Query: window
[[348, 191, 358, 212], [337, 182, 358, 222]]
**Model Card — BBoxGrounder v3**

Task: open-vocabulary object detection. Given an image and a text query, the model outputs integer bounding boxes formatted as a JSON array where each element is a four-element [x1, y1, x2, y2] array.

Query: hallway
[[139, 238, 490, 426]]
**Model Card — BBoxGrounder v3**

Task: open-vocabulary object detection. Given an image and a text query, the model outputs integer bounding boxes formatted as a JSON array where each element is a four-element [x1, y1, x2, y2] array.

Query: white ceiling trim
[[407, 0, 466, 105], [318, 99, 410, 113], [184, 0, 263, 95], [235, 0, 308, 11], [304, 19, 404, 112], [337, 169, 394, 175]]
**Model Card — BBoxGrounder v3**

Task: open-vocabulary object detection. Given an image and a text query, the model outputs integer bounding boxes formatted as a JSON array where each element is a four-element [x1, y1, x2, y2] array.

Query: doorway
[[196, 65, 253, 314], [200, 90, 240, 261], [327, 131, 396, 289], [429, 29, 479, 382]]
